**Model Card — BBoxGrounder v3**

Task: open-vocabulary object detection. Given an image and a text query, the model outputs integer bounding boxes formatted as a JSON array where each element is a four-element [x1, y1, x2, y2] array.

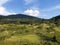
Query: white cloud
[[0, 6, 16, 16], [42, 5, 60, 11], [0, 0, 16, 16], [0, 0, 9, 6], [24, 0, 37, 5], [24, 9, 40, 17]]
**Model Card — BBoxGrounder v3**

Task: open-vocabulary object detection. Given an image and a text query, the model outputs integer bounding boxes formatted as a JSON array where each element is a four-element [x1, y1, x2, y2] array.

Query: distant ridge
[[0, 14, 42, 24], [49, 15, 60, 25], [0, 14, 60, 19], [0, 14, 40, 19], [0, 14, 60, 24]]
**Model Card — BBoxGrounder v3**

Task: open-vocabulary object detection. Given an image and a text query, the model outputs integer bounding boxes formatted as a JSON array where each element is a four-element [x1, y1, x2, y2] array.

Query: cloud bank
[[24, 9, 40, 17], [0, 0, 16, 16], [0, 0, 9, 6], [24, 0, 40, 17]]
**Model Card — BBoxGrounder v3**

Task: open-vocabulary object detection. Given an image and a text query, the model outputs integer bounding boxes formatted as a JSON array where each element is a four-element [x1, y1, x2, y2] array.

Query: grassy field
[[0, 23, 60, 45]]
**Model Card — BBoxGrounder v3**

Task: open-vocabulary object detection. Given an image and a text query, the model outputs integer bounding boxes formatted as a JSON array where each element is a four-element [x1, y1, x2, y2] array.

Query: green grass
[[0, 34, 41, 45], [0, 24, 60, 45]]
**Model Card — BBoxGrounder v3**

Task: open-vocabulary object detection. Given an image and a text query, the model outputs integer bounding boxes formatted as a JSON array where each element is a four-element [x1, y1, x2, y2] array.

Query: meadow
[[0, 14, 60, 45], [0, 23, 60, 45]]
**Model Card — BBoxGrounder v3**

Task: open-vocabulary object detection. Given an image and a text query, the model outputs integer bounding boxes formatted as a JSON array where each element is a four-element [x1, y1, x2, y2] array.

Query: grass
[[0, 24, 60, 45], [0, 34, 41, 45]]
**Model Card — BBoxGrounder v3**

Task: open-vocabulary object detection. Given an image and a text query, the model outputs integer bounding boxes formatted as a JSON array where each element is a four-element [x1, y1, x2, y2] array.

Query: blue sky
[[0, 0, 60, 19]]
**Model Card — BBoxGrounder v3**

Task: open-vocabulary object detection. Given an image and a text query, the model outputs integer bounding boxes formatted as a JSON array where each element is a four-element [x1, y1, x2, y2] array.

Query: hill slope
[[0, 14, 43, 24], [49, 15, 60, 26], [0, 14, 60, 45]]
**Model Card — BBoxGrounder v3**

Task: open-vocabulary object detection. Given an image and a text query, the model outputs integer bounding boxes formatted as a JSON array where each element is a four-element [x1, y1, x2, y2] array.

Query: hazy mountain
[[0, 14, 43, 24], [0, 14, 60, 24]]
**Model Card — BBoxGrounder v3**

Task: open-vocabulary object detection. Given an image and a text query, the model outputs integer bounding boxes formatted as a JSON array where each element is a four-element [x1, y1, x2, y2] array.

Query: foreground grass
[[0, 34, 41, 45], [0, 24, 60, 45]]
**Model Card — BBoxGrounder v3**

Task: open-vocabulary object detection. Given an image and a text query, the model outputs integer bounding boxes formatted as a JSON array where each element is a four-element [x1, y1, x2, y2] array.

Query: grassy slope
[[0, 23, 60, 45], [0, 15, 60, 45]]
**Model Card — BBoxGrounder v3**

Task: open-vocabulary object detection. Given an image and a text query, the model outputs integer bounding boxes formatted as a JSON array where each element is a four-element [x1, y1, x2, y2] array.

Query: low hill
[[0, 14, 60, 45], [0, 14, 46, 24]]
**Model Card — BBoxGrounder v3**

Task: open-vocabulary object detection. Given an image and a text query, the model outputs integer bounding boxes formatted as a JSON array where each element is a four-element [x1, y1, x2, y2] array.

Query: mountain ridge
[[0, 14, 60, 19], [0, 14, 60, 24]]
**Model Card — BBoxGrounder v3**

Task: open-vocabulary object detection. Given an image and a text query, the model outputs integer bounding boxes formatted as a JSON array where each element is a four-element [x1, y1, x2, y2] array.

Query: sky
[[0, 0, 60, 19]]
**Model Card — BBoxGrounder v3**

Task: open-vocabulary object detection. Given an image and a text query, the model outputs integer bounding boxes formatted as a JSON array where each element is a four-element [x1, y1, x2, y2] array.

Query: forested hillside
[[0, 14, 60, 45]]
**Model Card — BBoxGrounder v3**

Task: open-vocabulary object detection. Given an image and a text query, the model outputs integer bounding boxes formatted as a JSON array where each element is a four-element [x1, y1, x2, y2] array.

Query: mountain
[[0, 14, 45, 24], [51, 15, 60, 19], [49, 15, 60, 26], [0, 14, 60, 25], [0, 14, 39, 18]]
